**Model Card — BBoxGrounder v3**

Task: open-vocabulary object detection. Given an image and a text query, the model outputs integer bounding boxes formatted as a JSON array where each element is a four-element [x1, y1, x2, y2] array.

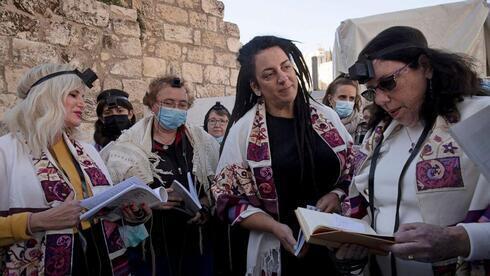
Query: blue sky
[[220, 0, 462, 55]]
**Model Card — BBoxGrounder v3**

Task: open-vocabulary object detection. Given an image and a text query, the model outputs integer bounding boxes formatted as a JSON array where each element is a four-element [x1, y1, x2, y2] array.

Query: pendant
[[163, 144, 169, 150], [408, 143, 415, 153]]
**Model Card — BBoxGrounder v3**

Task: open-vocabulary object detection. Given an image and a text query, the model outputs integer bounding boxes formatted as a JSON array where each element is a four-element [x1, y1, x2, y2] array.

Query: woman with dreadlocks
[[211, 36, 354, 275]]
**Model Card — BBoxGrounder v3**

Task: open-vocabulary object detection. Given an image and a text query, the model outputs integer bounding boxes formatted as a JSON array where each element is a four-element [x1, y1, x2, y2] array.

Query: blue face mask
[[334, 100, 354, 119], [157, 106, 187, 130]]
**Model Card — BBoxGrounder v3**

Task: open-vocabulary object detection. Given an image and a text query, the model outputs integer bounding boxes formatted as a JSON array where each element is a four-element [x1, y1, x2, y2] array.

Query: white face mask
[[334, 100, 354, 118]]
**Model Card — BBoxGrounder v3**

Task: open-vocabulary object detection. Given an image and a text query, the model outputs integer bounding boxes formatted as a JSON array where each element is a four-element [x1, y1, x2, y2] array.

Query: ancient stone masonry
[[0, 0, 240, 139]]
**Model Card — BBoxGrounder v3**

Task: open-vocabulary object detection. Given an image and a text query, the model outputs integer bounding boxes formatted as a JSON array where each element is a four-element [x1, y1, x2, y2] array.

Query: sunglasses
[[361, 62, 412, 101]]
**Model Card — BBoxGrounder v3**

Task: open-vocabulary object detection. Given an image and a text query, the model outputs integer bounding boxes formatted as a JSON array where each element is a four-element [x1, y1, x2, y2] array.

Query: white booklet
[[450, 105, 490, 181], [80, 176, 168, 221], [169, 179, 202, 216]]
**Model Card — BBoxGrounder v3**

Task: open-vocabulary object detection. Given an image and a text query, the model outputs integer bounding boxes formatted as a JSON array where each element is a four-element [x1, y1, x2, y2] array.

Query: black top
[[145, 128, 212, 275], [266, 113, 341, 275]]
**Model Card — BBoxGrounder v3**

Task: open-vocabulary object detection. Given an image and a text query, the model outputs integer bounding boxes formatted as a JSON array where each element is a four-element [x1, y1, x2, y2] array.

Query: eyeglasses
[[208, 119, 228, 126], [159, 99, 189, 110], [361, 63, 412, 101]]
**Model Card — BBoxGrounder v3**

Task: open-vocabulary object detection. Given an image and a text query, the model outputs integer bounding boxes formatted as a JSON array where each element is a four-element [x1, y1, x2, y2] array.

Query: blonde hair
[[143, 75, 194, 108], [4, 63, 86, 157]]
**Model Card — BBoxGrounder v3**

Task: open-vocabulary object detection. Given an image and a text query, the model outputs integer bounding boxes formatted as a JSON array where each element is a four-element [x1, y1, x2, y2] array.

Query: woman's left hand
[[187, 210, 208, 225], [316, 192, 341, 213], [382, 222, 470, 262], [122, 202, 152, 223]]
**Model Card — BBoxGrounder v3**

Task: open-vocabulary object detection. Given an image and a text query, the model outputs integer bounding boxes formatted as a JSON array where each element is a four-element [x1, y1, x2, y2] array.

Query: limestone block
[[227, 37, 240, 53], [176, 0, 198, 9], [78, 122, 95, 142], [202, 31, 226, 50], [100, 52, 111, 61], [155, 41, 181, 60], [12, 39, 61, 66], [230, 68, 239, 87], [164, 24, 193, 44], [201, 0, 224, 18], [110, 59, 142, 78], [193, 30, 201, 46], [0, 93, 18, 120], [196, 83, 224, 98], [204, 65, 228, 85], [187, 47, 213, 65], [163, 0, 176, 4], [0, 10, 39, 37], [45, 21, 72, 46], [182, 63, 203, 83], [157, 4, 188, 25], [5, 65, 29, 93], [225, 85, 235, 96], [12, 0, 60, 16], [215, 52, 237, 68], [143, 57, 167, 77], [207, 16, 217, 32], [166, 61, 182, 76], [102, 76, 122, 90], [222, 22, 239, 37], [122, 79, 147, 102], [113, 19, 140, 37], [61, 0, 110, 28], [110, 5, 137, 21], [189, 11, 207, 28], [116, 37, 142, 57], [0, 70, 6, 93], [0, 121, 7, 136], [71, 26, 101, 52], [0, 36, 10, 64]]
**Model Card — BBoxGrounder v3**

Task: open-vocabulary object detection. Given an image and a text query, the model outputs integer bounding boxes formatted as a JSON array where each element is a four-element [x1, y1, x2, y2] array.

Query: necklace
[[405, 127, 416, 153]]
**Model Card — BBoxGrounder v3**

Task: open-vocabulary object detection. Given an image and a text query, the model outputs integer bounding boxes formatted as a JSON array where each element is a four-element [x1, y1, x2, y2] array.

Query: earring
[[254, 90, 262, 97]]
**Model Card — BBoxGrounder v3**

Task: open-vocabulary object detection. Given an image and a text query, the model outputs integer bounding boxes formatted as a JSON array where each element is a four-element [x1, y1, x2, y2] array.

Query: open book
[[80, 176, 168, 221], [169, 179, 202, 216], [295, 207, 394, 254], [449, 105, 490, 181]]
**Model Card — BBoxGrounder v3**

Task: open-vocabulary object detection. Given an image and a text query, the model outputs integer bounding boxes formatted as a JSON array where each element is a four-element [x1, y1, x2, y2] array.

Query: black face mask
[[102, 115, 132, 138]]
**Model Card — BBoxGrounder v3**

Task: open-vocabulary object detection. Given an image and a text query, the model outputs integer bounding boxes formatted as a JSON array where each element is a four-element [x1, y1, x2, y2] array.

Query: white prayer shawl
[[348, 96, 490, 274], [212, 100, 354, 275], [0, 132, 128, 276], [102, 115, 220, 208]]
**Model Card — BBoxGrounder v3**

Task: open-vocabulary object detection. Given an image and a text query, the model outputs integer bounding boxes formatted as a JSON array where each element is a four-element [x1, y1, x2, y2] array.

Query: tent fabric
[[333, 0, 489, 77]]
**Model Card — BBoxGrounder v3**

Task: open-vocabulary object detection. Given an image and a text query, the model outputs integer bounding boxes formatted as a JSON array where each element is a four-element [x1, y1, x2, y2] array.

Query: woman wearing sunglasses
[[336, 26, 490, 275]]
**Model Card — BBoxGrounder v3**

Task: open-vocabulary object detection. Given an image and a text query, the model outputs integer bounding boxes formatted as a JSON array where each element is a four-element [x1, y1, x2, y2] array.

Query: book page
[[296, 207, 378, 236], [450, 105, 490, 181], [170, 180, 202, 216], [80, 176, 146, 209]]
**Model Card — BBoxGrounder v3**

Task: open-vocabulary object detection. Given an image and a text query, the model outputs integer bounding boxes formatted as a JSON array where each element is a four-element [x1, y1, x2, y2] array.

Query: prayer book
[[80, 176, 168, 221], [169, 179, 202, 216], [449, 105, 490, 181], [295, 207, 394, 254]]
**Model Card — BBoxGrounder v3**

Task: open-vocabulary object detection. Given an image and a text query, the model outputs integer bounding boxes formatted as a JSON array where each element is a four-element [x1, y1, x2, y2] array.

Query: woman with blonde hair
[[0, 63, 149, 275]]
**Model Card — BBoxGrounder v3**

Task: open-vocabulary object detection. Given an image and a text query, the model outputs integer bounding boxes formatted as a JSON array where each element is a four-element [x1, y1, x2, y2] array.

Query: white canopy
[[333, 0, 490, 77]]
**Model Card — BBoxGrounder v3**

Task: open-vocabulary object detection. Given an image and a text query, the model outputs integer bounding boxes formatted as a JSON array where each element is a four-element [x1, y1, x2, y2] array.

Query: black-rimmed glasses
[[361, 62, 412, 101]]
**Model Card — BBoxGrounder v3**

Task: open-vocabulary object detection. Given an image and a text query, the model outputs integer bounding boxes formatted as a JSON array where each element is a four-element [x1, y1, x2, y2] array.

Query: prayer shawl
[[212, 99, 354, 275], [0, 133, 129, 276], [102, 115, 220, 206], [348, 97, 490, 275]]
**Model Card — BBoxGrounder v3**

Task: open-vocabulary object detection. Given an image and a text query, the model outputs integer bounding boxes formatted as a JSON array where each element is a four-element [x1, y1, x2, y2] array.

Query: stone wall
[[0, 0, 240, 139]]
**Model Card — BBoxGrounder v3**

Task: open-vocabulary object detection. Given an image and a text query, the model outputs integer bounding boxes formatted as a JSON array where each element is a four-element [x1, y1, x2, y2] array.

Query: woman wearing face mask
[[93, 89, 136, 150], [103, 75, 220, 276], [203, 101, 230, 145], [323, 74, 363, 142]]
